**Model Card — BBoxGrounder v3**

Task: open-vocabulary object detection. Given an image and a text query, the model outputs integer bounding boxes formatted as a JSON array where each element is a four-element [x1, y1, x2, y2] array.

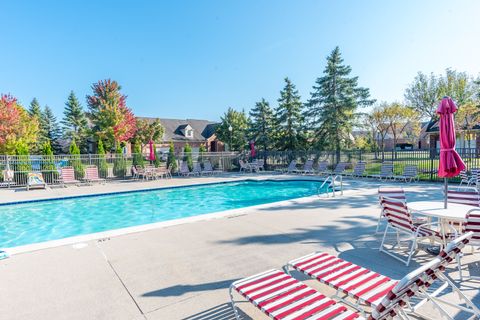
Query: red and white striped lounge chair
[[83, 165, 106, 184], [286, 232, 479, 319], [230, 269, 364, 320], [379, 197, 445, 266], [58, 166, 80, 187]]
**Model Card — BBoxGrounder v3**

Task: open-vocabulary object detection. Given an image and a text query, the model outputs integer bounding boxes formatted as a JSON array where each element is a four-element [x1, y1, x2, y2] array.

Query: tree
[[167, 142, 177, 173], [28, 98, 42, 119], [41, 106, 62, 154], [132, 119, 164, 149], [307, 47, 374, 162], [198, 144, 207, 163], [69, 140, 84, 179], [28, 98, 49, 153], [383, 103, 420, 155], [86, 79, 137, 150], [0, 94, 39, 154], [368, 104, 390, 159], [405, 69, 475, 121], [455, 102, 480, 149], [41, 141, 58, 182], [153, 145, 161, 167], [97, 139, 108, 178], [276, 78, 304, 151], [62, 91, 89, 152], [132, 143, 145, 168], [249, 98, 275, 157], [183, 143, 193, 171], [215, 107, 249, 151], [113, 146, 127, 178], [14, 141, 32, 181]]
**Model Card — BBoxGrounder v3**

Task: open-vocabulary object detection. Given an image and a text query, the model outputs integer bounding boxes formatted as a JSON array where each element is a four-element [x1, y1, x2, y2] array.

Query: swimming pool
[[0, 179, 326, 249]]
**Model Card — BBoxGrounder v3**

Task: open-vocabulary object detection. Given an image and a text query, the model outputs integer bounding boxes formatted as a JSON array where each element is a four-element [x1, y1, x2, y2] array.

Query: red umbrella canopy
[[249, 141, 256, 158], [149, 140, 155, 161], [436, 97, 465, 178]]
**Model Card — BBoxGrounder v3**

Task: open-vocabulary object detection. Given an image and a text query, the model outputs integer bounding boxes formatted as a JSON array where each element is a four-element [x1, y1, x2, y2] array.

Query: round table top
[[408, 201, 478, 221]]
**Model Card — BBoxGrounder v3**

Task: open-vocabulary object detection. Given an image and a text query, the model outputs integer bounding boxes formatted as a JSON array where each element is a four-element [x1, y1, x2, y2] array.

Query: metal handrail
[[319, 174, 343, 197]]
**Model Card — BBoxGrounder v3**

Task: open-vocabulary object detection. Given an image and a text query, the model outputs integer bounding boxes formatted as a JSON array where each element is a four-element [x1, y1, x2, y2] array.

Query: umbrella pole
[[444, 178, 448, 209]]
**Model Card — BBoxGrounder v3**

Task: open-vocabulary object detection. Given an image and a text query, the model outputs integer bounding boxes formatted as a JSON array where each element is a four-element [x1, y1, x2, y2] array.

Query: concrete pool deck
[[0, 174, 479, 319]]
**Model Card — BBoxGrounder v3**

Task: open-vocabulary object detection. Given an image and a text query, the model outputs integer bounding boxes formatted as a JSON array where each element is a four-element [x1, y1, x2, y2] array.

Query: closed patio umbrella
[[249, 140, 256, 159], [149, 140, 155, 162], [436, 96, 466, 208]]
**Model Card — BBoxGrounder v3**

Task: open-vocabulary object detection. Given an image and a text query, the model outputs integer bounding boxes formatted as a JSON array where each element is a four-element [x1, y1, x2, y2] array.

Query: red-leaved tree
[[86, 79, 137, 149], [0, 94, 20, 145]]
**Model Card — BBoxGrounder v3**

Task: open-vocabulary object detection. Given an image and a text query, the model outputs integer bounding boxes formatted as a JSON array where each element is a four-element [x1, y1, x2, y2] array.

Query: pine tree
[[183, 143, 193, 171], [306, 47, 375, 162], [28, 98, 42, 118], [28, 98, 46, 153], [132, 143, 145, 168], [167, 142, 177, 173], [41, 106, 62, 154], [249, 98, 275, 156], [276, 78, 304, 151], [62, 91, 88, 151], [69, 140, 84, 179]]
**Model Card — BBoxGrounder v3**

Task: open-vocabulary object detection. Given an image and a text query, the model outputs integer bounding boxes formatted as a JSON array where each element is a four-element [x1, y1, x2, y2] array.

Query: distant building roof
[[137, 117, 219, 142]]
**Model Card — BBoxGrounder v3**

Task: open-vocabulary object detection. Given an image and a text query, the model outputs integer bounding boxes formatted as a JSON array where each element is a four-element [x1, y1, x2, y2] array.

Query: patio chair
[[238, 160, 252, 173], [155, 166, 171, 179], [255, 159, 265, 172], [179, 161, 193, 176], [379, 197, 444, 266], [229, 269, 364, 320], [26, 172, 47, 190], [344, 162, 366, 178], [447, 186, 480, 207], [463, 209, 480, 279], [370, 162, 394, 180], [393, 165, 418, 182], [330, 162, 348, 176], [191, 162, 202, 176], [83, 165, 106, 184], [376, 187, 406, 233], [285, 232, 479, 319], [202, 160, 222, 175], [293, 159, 314, 174], [58, 166, 80, 187], [1, 169, 14, 188], [284, 160, 297, 174], [315, 160, 329, 175], [459, 169, 471, 187]]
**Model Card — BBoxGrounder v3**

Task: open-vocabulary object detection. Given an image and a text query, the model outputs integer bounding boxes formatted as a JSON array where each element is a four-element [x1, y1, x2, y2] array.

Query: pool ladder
[[318, 174, 343, 197]]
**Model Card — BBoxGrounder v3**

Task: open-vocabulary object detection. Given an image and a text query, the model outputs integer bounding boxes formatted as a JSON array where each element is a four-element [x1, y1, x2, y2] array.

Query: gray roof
[[137, 117, 219, 142]]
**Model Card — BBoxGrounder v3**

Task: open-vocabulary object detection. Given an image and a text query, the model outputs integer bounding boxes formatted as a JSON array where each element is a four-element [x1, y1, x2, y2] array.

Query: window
[[187, 129, 193, 137]]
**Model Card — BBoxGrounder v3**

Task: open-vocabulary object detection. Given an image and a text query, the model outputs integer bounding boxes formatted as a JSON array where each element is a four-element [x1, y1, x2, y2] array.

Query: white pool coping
[[3, 176, 330, 255]]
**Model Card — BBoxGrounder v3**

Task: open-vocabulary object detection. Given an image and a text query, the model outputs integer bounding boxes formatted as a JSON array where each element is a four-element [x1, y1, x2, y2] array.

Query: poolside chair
[[238, 160, 252, 173], [202, 160, 222, 175], [376, 187, 406, 233], [379, 197, 445, 266], [328, 162, 348, 176], [1, 169, 14, 188], [284, 160, 297, 174], [230, 269, 364, 320], [58, 166, 80, 187], [179, 161, 193, 176], [255, 159, 265, 172], [191, 162, 202, 176], [155, 166, 172, 179], [83, 165, 106, 184], [26, 172, 47, 190], [446, 186, 480, 207], [344, 162, 366, 178], [393, 165, 418, 182], [459, 169, 471, 187], [462, 209, 480, 279], [286, 232, 479, 319], [315, 160, 329, 175], [370, 162, 394, 180], [294, 159, 314, 174]]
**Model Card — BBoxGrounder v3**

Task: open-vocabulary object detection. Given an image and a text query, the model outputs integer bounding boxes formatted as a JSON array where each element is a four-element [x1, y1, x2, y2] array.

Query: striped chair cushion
[[447, 189, 480, 207], [85, 166, 100, 179], [61, 168, 77, 182], [232, 269, 363, 319], [464, 211, 480, 242], [378, 187, 405, 200]]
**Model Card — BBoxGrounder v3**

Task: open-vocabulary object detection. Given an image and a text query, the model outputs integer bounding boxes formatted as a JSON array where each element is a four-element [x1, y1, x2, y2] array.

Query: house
[[136, 117, 225, 153], [425, 119, 480, 150]]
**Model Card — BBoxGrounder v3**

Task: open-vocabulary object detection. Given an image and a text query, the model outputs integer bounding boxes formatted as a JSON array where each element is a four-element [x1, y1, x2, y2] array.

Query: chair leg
[[379, 224, 389, 252], [229, 286, 241, 320], [406, 238, 417, 267]]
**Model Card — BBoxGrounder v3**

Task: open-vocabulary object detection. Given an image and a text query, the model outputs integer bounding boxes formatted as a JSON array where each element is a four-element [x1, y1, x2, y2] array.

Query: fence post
[[429, 148, 434, 182]]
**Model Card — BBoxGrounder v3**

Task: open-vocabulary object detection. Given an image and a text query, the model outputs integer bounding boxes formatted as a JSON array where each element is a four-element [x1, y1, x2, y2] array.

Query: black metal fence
[[254, 148, 480, 182]]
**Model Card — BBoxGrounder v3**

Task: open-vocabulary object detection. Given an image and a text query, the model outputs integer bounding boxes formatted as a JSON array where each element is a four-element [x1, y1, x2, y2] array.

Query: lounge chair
[[230, 269, 364, 320], [293, 159, 314, 174], [285, 232, 479, 319], [370, 162, 394, 180], [393, 165, 418, 182], [156, 166, 172, 179], [58, 166, 80, 187], [344, 162, 366, 178], [83, 165, 106, 184], [315, 160, 329, 175], [328, 162, 347, 176], [26, 172, 47, 190], [179, 161, 194, 176], [191, 162, 202, 176], [1, 169, 14, 188], [379, 197, 446, 266], [202, 160, 222, 175], [284, 160, 297, 174]]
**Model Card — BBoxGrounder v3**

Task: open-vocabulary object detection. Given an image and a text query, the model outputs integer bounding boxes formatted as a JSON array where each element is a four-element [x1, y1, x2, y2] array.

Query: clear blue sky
[[1, 0, 479, 121]]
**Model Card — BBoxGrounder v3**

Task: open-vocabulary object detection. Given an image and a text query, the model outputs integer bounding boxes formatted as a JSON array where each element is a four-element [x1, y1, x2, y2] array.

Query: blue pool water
[[0, 180, 325, 248]]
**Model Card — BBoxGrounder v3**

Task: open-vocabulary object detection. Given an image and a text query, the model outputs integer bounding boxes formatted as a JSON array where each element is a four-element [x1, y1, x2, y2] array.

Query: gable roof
[[137, 117, 219, 142]]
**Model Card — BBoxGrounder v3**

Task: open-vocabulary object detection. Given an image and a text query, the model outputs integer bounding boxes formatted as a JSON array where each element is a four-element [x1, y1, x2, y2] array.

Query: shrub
[[153, 145, 161, 167], [97, 139, 108, 178], [183, 143, 193, 171], [167, 142, 177, 173], [113, 146, 126, 178], [69, 139, 84, 179], [14, 142, 31, 182], [132, 143, 144, 168], [41, 141, 58, 182]]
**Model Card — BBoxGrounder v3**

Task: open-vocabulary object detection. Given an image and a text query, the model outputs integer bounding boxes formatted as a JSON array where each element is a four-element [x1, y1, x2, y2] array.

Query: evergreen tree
[[215, 108, 249, 151], [249, 98, 275, 157], [28, 98, 46, 153], [62, 91, 88, 151], [41, 141, 58, 182], [276, 78, 304, 151], [41, 106, 62, 154], [306, 47, 374, 162], [153, 145, 161, 168], [69, 140, 84, 179], [97, 139, 108, 178], [28, 98, 42, 119], [167, 142, 177, 173], [183, 143, 193, 171], [132, 143, 145, 168]]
